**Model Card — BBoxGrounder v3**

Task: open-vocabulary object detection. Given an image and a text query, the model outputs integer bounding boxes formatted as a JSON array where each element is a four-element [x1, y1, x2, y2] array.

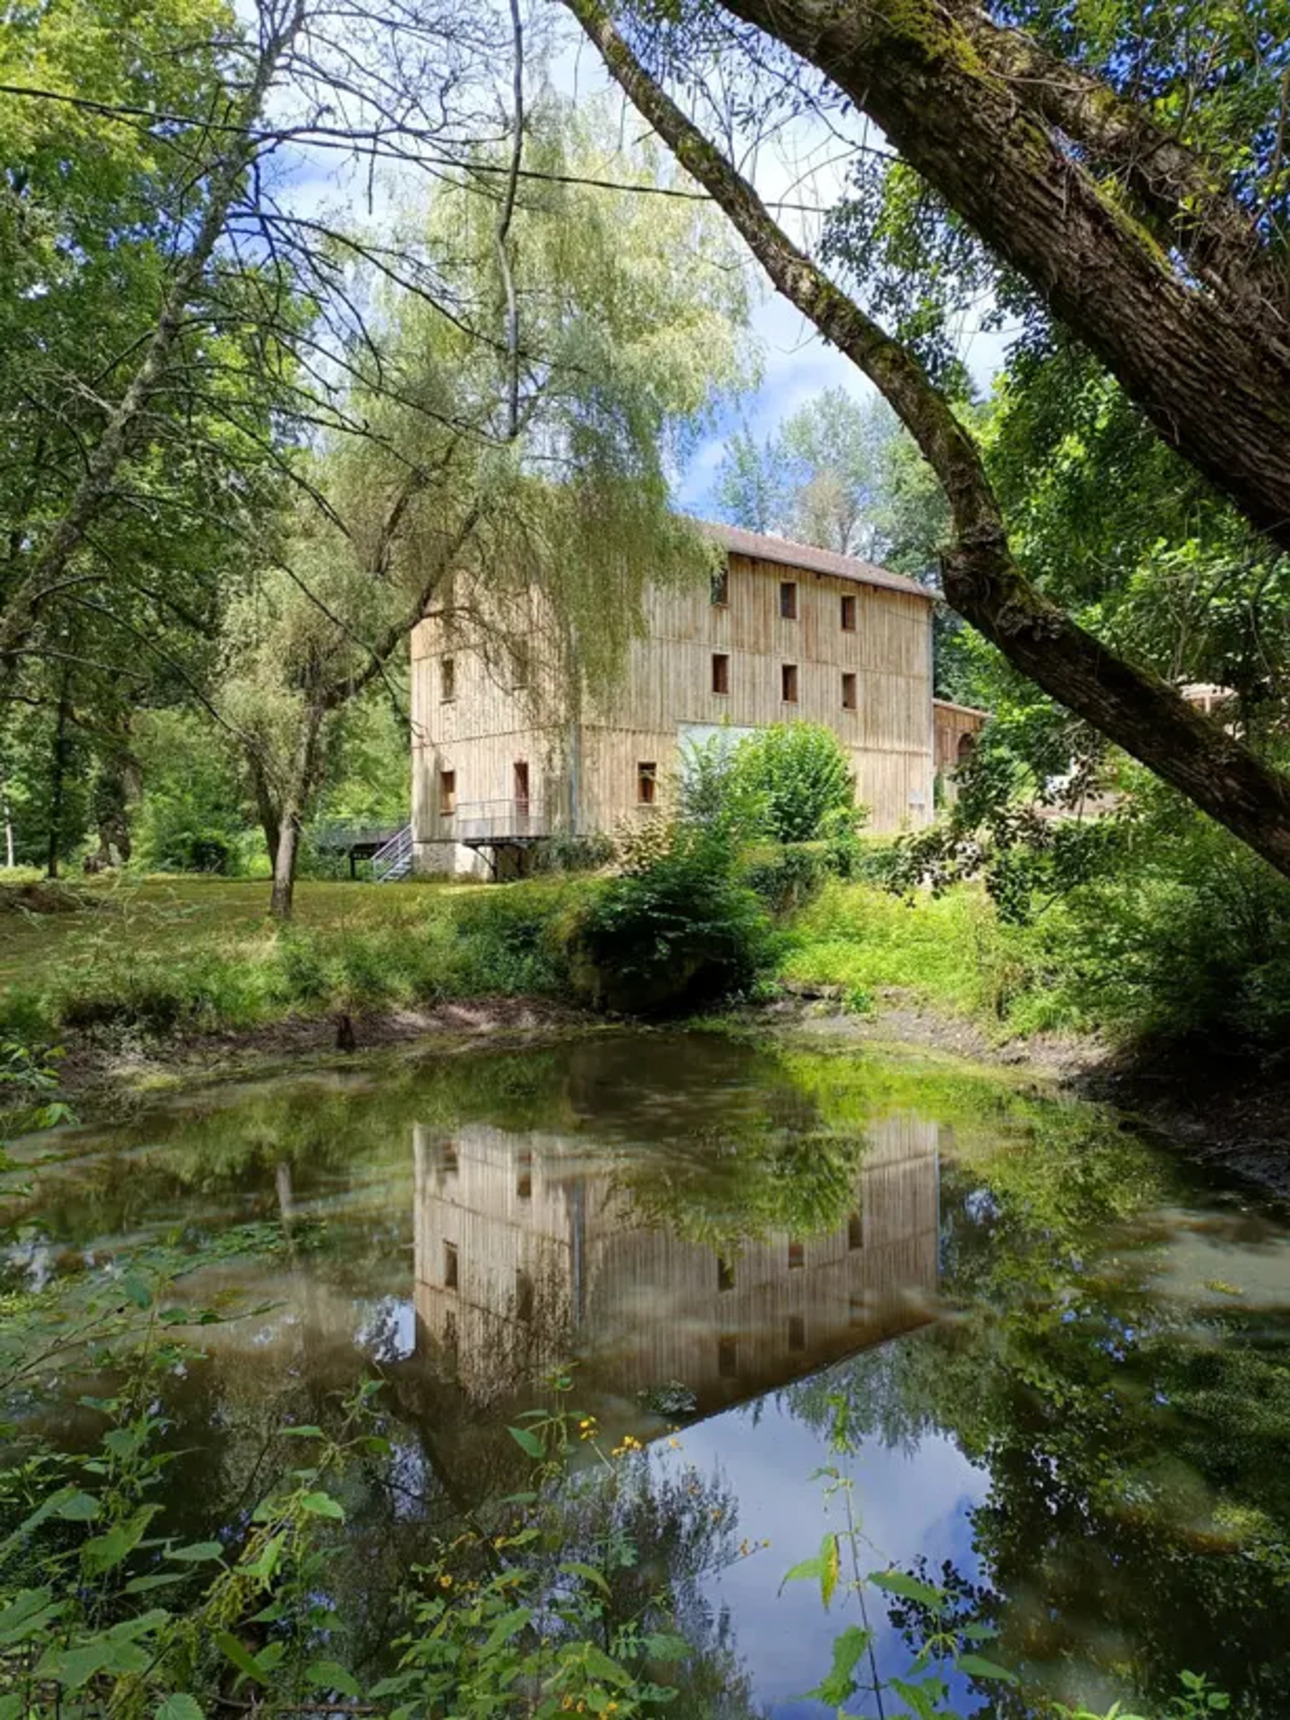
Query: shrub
[[572, 826, 775, 1015], [744, 842, 827, 915], [733, 722, 862, 843]]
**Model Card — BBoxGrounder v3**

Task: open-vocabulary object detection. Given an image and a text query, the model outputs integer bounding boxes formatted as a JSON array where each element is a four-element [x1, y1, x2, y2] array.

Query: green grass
[[780, 878, 1066, 1034], [0, 872, 587, 1042]]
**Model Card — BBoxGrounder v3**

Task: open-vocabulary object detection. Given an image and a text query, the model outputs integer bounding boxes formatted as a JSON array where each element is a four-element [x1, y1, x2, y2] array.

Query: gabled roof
[[699, 519, 934, 603]]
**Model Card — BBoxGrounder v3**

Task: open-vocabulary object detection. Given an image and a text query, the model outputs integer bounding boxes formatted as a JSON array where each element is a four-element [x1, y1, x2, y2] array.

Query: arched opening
[[956, 731, 976, 768]]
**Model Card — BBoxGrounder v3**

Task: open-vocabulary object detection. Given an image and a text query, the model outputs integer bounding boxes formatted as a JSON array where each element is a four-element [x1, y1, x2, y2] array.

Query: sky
[[547, 19, 1010, 516], [267, 0, 1011, 521]]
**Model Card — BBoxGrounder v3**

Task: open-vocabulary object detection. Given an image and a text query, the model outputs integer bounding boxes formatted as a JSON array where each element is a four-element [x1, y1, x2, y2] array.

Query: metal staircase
[[371, 823, 413, 882]]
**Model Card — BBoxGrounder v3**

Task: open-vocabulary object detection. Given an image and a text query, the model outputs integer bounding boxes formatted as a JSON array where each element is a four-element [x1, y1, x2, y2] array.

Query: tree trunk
[[248, 756, 283, 873], [565, 0, 1290, 880], [269, 815, 301, 923], [266, 703, 327, 924], [46, 667, 73, 881], [712, 0, 1290, 555]]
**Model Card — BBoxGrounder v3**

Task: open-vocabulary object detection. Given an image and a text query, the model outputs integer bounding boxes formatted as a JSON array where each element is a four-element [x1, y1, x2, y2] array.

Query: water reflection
[[411, 1115, 940, 1416], [10, 1033, 1290, 1715]]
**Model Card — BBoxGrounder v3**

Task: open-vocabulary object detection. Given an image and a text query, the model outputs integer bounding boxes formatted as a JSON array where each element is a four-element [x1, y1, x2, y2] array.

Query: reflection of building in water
[[413, 1120, 939, 1415]]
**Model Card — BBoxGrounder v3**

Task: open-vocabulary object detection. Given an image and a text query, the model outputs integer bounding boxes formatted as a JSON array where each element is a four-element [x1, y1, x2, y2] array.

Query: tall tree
[[561, 0, 1290, 880], [714, 389, 910, 558], [222, 109, 751, 919]]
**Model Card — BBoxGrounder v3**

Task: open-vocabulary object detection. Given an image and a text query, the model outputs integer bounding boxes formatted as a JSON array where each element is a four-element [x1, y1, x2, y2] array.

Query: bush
[[733, 722, 862, 843], [572, 826, 776, 1015], [744, 842, 827, 915]]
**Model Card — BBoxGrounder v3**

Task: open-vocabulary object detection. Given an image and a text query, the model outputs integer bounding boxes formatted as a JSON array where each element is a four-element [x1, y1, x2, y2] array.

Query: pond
[[7, 1030, 1290, 1716]]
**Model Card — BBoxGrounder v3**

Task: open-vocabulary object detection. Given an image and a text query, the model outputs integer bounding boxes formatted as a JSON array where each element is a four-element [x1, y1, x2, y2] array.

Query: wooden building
[[412, 1115, 941, 1420], [410, 522, 936, 875], [933, 697, 988, 801]]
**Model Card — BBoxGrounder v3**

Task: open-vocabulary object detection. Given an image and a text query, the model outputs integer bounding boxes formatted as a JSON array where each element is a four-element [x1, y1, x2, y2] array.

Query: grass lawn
[[0, 873, 492, 1011]]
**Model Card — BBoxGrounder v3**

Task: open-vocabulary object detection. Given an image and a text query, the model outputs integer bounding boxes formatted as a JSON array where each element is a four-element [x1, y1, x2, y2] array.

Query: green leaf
[[888, 1674, 947, 1720], [642, 1632, 690, 1661], [122, 1274, 153, 1309], [779, 1556, 824, 1593], [124, 1573, 190, 1594], [506, 1424, 545, 1459], [957, 1652, 1019, 1684], [307, 1660, 361, 1698], [559, 1560, 611, 1596], [819, 1532, 840, 1610], [0, 1587, 60, 1645], [480, 1608, 531, 1658], [82, 1507, 157, 1576], [167, 1540, 224, 1564], [281, 1425, 324, 1440], [156, 1696, 204, 1720], [39, 1642, 112, 1689], [215, 1632, 269, 1687], [54, 1491, 101, 1522], [298, 1491, 345, 1521], [580, 1644, 632, 1688], [805, 1625, 872, 1706], [869, 1568, 945, 1609]]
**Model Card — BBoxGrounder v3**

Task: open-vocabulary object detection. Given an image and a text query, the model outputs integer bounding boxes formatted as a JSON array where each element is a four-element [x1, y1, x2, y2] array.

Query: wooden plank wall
[[413, 1115, 940, 1415], [409, 550, 936, 869], [410, 617, 568, 874]]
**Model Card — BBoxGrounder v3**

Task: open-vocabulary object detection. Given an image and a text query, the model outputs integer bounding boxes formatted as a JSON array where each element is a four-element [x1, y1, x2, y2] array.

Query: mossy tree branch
[[563, 0, 1290, 879]]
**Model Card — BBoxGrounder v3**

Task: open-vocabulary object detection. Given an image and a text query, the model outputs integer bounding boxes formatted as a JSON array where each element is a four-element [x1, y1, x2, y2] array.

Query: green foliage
[[0, 878, 593, 1041], [572, 825, 776, 1015], [733, 722, 861, 844]]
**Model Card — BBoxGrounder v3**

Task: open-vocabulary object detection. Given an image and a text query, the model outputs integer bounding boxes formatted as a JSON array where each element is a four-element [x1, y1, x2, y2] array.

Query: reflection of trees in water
[[782, 1113, 1290, 1717]]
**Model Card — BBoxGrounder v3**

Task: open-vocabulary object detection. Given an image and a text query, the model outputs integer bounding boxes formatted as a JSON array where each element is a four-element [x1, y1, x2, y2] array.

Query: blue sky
[[266, 5, 1010, 521]]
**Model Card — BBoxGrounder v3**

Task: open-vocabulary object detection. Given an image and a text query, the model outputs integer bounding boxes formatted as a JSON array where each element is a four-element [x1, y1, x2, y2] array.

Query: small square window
[[841, 594, 857, 631], [781, 663, 798, 704], [439, 769, 456, 816], [712, 653, 730, 695], [842, 672, 857, 711], [848, 1210, 863, 1250], [779, 581, 798, 620], [717, 1255, 736, 1292], [441, 656, 456, 701], [718, 1335, 738, 1378], [443, 1241, 458, 1289], [638, 761, 657, 805], [788, 1238, 804, 1270], [711, 565, 729, 605], [441, 1142, 458, 1176], [787, 1314, 806, 1352]]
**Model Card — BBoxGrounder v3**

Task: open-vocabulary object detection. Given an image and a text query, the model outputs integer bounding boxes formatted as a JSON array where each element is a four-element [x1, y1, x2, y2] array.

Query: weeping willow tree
[[221, 103, 751, 918]]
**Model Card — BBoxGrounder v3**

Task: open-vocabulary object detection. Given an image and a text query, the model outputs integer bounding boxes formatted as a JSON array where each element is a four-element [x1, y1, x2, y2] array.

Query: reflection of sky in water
[[13, 1032, 1290, 1715], [662, 1400, 986, 1714]]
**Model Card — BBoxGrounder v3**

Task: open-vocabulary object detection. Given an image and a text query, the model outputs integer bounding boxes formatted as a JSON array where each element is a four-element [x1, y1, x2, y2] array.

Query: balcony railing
[[449, 799, 549, 843]]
